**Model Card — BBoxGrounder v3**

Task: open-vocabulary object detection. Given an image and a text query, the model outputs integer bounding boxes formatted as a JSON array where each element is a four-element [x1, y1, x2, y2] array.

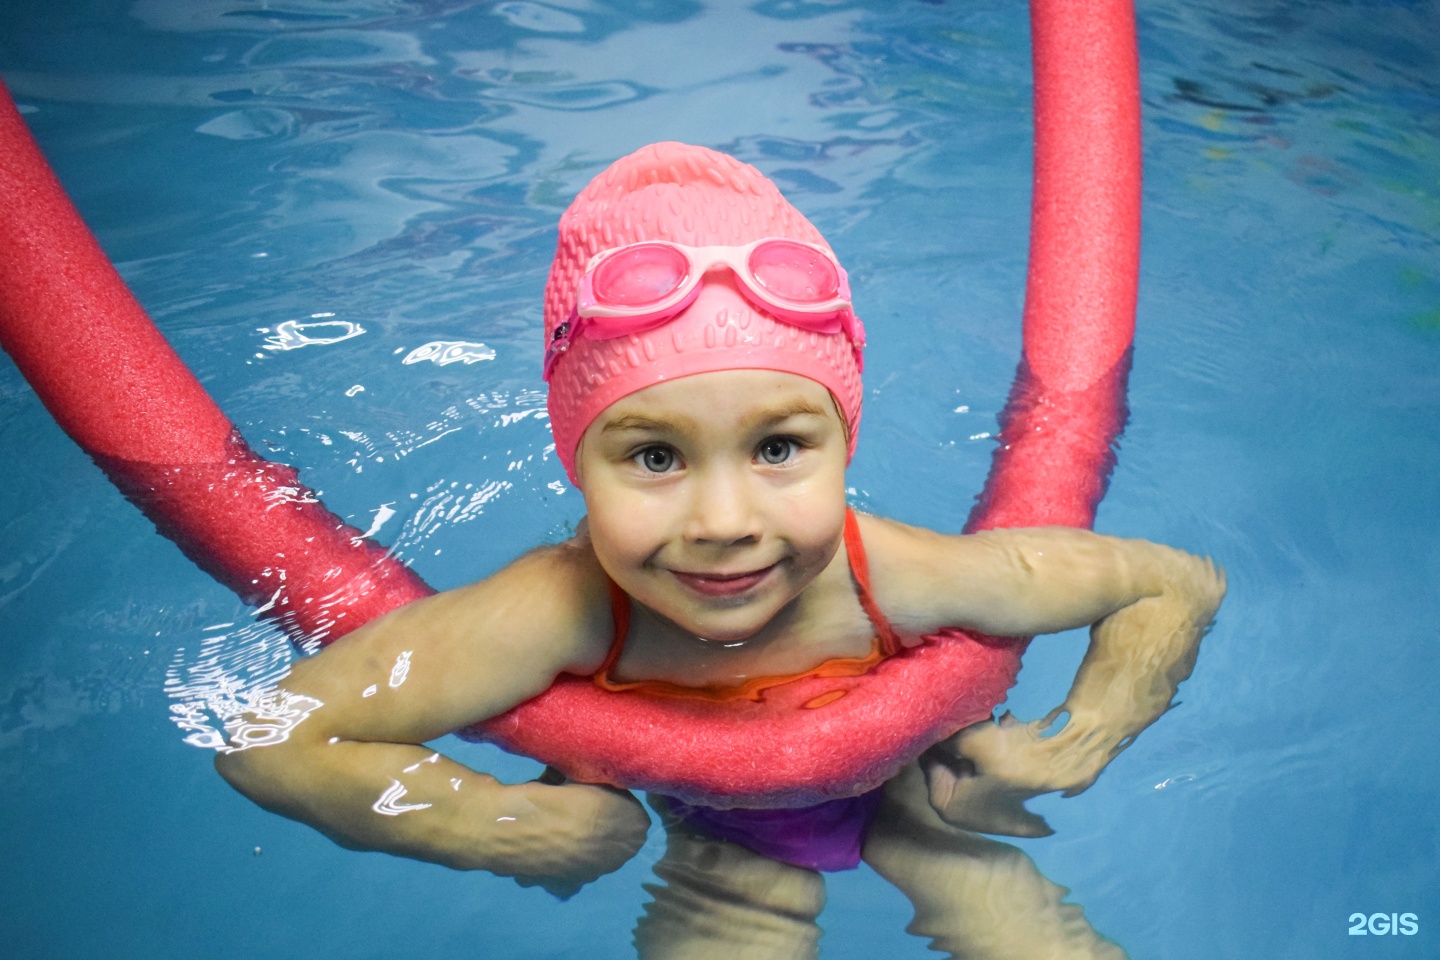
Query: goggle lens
[[549, 238, 862, 382], [748, 240, 841, 304], [591, 243, 690, 307]]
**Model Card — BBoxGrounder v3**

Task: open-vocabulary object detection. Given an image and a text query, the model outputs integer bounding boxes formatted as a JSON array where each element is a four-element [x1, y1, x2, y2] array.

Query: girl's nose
[[684, 467, 762, 546]]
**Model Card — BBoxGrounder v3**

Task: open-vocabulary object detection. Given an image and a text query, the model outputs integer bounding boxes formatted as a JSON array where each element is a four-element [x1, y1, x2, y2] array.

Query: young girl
[[216, 142, 1224, 957]]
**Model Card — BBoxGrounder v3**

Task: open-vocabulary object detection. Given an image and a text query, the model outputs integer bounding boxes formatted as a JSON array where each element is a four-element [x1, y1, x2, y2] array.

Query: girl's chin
[[643, 592, 782, 643], [661, 608, 768, 644]]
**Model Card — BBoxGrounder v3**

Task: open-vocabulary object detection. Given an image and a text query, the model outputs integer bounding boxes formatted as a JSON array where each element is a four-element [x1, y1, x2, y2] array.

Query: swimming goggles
[[543, 237, 864, 380]]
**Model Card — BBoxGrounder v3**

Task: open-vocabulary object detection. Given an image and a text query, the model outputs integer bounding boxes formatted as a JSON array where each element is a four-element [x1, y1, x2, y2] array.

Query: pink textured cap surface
[[544, 142, 863, 484]]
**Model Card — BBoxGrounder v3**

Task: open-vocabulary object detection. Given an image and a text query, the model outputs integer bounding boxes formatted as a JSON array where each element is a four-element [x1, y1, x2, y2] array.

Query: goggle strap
[[542, 309, 581, 382]]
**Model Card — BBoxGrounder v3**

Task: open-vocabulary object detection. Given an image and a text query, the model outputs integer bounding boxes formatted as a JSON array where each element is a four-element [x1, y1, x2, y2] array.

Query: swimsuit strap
[[594, 577, 633, 684], [841, 507, 905, 658], [593, 506, 902, 700]]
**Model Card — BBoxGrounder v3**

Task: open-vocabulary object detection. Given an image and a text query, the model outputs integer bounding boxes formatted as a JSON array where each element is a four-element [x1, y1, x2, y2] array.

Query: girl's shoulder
[[272, 534, 618, 742], [342, 533, 615, 687], [853, 512, 1104, 636], [850, 511, 965, 634], [465, 532, 616, 673]]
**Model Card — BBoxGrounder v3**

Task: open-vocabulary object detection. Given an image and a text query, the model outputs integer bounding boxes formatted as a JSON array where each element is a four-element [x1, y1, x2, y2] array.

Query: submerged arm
[[862, 518, 1226, 834], [214, 540, 649, 890]]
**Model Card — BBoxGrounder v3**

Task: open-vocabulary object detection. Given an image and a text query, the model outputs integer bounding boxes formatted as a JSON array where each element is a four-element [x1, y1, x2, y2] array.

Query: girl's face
[[576, 370, 849, 643]]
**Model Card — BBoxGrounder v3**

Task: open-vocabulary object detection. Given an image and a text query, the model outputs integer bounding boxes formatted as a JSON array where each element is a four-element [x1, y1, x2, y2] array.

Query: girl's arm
[[214, 538, 650, 892], [860, 517, 1225, 834]]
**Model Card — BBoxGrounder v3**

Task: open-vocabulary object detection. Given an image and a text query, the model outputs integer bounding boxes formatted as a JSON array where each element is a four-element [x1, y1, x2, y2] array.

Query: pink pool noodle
[[0, 0, 1140, 807], [0, 87, 433, 640]]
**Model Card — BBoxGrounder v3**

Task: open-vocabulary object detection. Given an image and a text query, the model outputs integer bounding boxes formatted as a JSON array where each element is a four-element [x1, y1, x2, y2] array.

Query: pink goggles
[[544, 237, 864, 381]]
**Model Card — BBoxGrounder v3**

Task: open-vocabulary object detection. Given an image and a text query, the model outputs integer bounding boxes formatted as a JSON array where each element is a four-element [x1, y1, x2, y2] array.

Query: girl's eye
[[635, 446, 677, 473], [758, 438, 796, 465]]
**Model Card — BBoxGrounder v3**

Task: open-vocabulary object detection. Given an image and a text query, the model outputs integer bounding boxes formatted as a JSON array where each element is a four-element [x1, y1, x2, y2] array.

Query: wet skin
[[214, 367, 1225, 914]]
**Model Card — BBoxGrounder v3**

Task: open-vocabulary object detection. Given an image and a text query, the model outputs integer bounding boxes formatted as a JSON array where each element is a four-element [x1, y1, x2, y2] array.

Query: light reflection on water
[[401, 339, 496, 366], [261, 317, 366, 351], [164, 620, 299, 752]]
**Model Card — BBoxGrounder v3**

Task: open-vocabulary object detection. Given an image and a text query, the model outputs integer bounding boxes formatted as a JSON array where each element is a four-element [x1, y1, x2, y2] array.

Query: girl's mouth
[[671, 564, 777, 598]]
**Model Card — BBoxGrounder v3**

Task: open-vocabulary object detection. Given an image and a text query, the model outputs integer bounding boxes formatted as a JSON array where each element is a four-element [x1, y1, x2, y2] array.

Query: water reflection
[[387, 650, 413, 689], [164, 620, 316, 753], [373, 778, 432, 816], [196, 107, 297, 140], [477, 80, 649, 111], [169, 624, 410, 756], [638, 763, 1127, 959], [401, 339, 496, 366], [223, 688, 324, 752], [491, 2, 585, 35], [261, 317, 366, 351]]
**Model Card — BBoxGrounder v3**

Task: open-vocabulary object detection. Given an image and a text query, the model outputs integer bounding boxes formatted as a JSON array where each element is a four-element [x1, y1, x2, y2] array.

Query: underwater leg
[[864, 763, 1127, 960], [636, 808, 827, 960]]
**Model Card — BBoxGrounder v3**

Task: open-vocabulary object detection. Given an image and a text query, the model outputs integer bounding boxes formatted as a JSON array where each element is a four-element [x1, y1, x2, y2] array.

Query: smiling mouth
[[670, 564, 777, 598]]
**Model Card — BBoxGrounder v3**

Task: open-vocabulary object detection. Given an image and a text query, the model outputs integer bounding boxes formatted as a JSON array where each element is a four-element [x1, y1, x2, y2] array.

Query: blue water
[[2, 1, 1437, 957]]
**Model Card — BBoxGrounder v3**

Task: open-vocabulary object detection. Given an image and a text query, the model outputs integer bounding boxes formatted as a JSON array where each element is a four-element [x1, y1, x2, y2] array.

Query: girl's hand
[[919, 710, 1126, 837], [904, 537, 1224, 839], [493, 774, 651, 899]]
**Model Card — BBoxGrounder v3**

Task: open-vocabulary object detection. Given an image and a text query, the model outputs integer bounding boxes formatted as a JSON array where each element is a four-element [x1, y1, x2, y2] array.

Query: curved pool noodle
[[0, 92, 433, 637], [0, 0, 1139, 808]]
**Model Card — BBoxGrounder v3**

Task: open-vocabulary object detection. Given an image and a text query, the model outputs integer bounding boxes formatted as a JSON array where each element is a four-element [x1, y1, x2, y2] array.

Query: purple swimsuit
[[660, 789, 885, 872]]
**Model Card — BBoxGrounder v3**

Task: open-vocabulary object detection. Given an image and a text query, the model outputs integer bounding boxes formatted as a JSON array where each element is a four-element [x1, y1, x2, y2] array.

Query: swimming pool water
[[2, 1, 1437, 957]]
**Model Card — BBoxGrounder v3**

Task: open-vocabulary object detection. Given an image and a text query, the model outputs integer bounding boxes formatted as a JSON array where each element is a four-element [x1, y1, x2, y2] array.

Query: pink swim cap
[[543, 142, 864, 485]]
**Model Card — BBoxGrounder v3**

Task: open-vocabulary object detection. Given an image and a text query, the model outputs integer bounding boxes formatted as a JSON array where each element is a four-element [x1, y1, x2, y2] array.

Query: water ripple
[[477, 79, 648, 111], [395, 478, 514, 557], [163, 620, 296, 752], [402, 340, 496, 366], [196, 107, 297, 140], [492, 1, 585, 35], [261, 317, 366, 351]]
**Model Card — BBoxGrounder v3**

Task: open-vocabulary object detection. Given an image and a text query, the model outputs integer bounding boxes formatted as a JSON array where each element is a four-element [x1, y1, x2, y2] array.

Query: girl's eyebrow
[[601, 414, 684, 435], [750, 399, 830, 427], [601, 400, 829, 436]]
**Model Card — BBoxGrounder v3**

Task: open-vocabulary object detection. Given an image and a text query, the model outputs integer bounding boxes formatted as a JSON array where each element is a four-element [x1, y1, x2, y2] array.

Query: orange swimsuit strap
[[593, 507, 904, 702]]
